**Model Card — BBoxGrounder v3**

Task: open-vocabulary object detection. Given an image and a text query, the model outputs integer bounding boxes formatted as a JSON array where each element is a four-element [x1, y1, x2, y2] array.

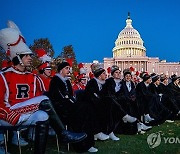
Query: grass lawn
[[7, 120, 180, 154]]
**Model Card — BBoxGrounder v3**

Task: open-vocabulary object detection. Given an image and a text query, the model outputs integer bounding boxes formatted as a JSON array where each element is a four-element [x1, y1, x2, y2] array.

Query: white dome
[[113, 13, 146, 58]]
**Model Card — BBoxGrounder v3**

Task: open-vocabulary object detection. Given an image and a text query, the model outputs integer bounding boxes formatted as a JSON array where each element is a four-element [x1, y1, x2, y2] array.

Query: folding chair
[[0, 125, 34, 154]]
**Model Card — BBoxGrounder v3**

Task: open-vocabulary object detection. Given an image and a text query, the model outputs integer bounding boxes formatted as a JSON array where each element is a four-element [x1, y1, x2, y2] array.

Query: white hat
[[0, 21, 32, 60]]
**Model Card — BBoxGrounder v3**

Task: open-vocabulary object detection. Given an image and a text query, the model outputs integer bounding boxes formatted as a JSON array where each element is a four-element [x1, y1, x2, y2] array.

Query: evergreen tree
[[29, 38, 55, 69], [29, 38, 54, 57]]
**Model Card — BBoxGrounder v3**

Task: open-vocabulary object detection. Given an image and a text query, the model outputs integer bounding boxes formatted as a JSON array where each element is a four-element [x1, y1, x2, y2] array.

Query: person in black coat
[[158, 74, 169, 93], [159, 74, 180, 120], [121, 70, 140, 118], [148, 74, 172, 123], [101, 66, 151, 135], [136, 73, 155, 123], [166, 75, 180, 119], [85, 63, 110, 142], [48, 62, 96, 153], [101, 66, 126, 139]]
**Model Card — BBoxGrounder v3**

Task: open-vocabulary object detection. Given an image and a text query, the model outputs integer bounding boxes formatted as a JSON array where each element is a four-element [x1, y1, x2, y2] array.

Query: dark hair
[[124, 71, 131, 77], [12, 54, 26, 65], [12, 57, 19, 65], [39, 69, 44, 74]]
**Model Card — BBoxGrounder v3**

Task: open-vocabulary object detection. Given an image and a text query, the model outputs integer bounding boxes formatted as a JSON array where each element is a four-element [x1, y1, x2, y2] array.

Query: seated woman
[[102, 66, 151, 135], [148, 74, 172, 124], [166, 75, 180, 119], [136, 73, 155, 123], [85, 63, 110, 141], [121, 69, 140, 119]]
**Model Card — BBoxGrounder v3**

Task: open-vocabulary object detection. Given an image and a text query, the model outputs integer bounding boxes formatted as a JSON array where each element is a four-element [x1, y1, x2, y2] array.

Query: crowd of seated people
[[0, 21, 180, 154]]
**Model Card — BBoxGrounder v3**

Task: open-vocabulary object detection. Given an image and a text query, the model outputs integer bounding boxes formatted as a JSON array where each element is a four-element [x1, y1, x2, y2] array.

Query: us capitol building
[[85, 13, 180, 76]]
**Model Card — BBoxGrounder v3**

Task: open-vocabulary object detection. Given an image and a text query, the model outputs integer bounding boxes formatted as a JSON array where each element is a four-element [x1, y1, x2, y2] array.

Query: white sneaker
[[88, 147, 98, 152], [11, 133, 28, 146], [137, 122, 152, 132], [138, 130, 146, 134], [144, 114, 154, 123], [109, 132, 119, 141], [94, 132, 109, 141], [122, 114, 137, 123], [165, 120, 174, 123]]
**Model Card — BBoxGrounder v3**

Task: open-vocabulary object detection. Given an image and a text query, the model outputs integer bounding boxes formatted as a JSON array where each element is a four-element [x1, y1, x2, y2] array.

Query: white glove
[[159, 93, 163, 97]]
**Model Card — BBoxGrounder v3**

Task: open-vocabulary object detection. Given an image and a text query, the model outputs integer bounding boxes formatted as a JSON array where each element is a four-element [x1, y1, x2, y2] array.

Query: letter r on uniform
[[16, 84, 30, 99]]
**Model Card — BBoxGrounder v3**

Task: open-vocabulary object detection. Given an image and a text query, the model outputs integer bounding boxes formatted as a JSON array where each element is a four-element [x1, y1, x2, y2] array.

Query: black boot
[[34, 120, 49, 154], [39, 99, 87, 143]]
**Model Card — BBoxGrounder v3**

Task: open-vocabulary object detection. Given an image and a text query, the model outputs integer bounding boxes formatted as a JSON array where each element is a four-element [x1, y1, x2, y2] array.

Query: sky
[[0, 0, 180, 63]]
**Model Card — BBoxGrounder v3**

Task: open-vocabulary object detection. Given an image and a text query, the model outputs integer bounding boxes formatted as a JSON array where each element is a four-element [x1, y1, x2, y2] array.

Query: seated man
[[0, 21, 86, 154], [48, 61, 96, 153]]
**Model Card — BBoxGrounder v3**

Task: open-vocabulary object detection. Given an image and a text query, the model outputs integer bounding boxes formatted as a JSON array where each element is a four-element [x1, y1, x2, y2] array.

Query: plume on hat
[[78, 63, 87, 74], [35, 48, 52, 63]]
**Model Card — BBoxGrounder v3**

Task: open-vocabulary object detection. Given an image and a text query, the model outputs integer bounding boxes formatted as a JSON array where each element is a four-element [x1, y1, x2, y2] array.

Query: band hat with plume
[[78, 63, 87, 74], [78, 74, 86, 80], [35, 48, 52, 63], [0, 20, 32, 60], [38, 62, 52, 71], [91, 63, 105, 78], [111, 65, 120, 75]]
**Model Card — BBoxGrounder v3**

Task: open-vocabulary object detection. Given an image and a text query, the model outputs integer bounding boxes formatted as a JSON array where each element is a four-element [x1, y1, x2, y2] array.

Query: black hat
[[111, 65, 120, 75], [140, 71, 148, 79], [91, 63, 105, 78], [57, 62, 70, 72], [160, 74, 167, 82], [143, 74, 151, 82], [171, 74, 180, 82], [151, 74, 160, 83], [94, 68, 105, 78]]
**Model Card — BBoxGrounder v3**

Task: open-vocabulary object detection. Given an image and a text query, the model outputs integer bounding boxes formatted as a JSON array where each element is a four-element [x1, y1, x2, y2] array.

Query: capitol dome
[[113, 13, 146, 58]]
